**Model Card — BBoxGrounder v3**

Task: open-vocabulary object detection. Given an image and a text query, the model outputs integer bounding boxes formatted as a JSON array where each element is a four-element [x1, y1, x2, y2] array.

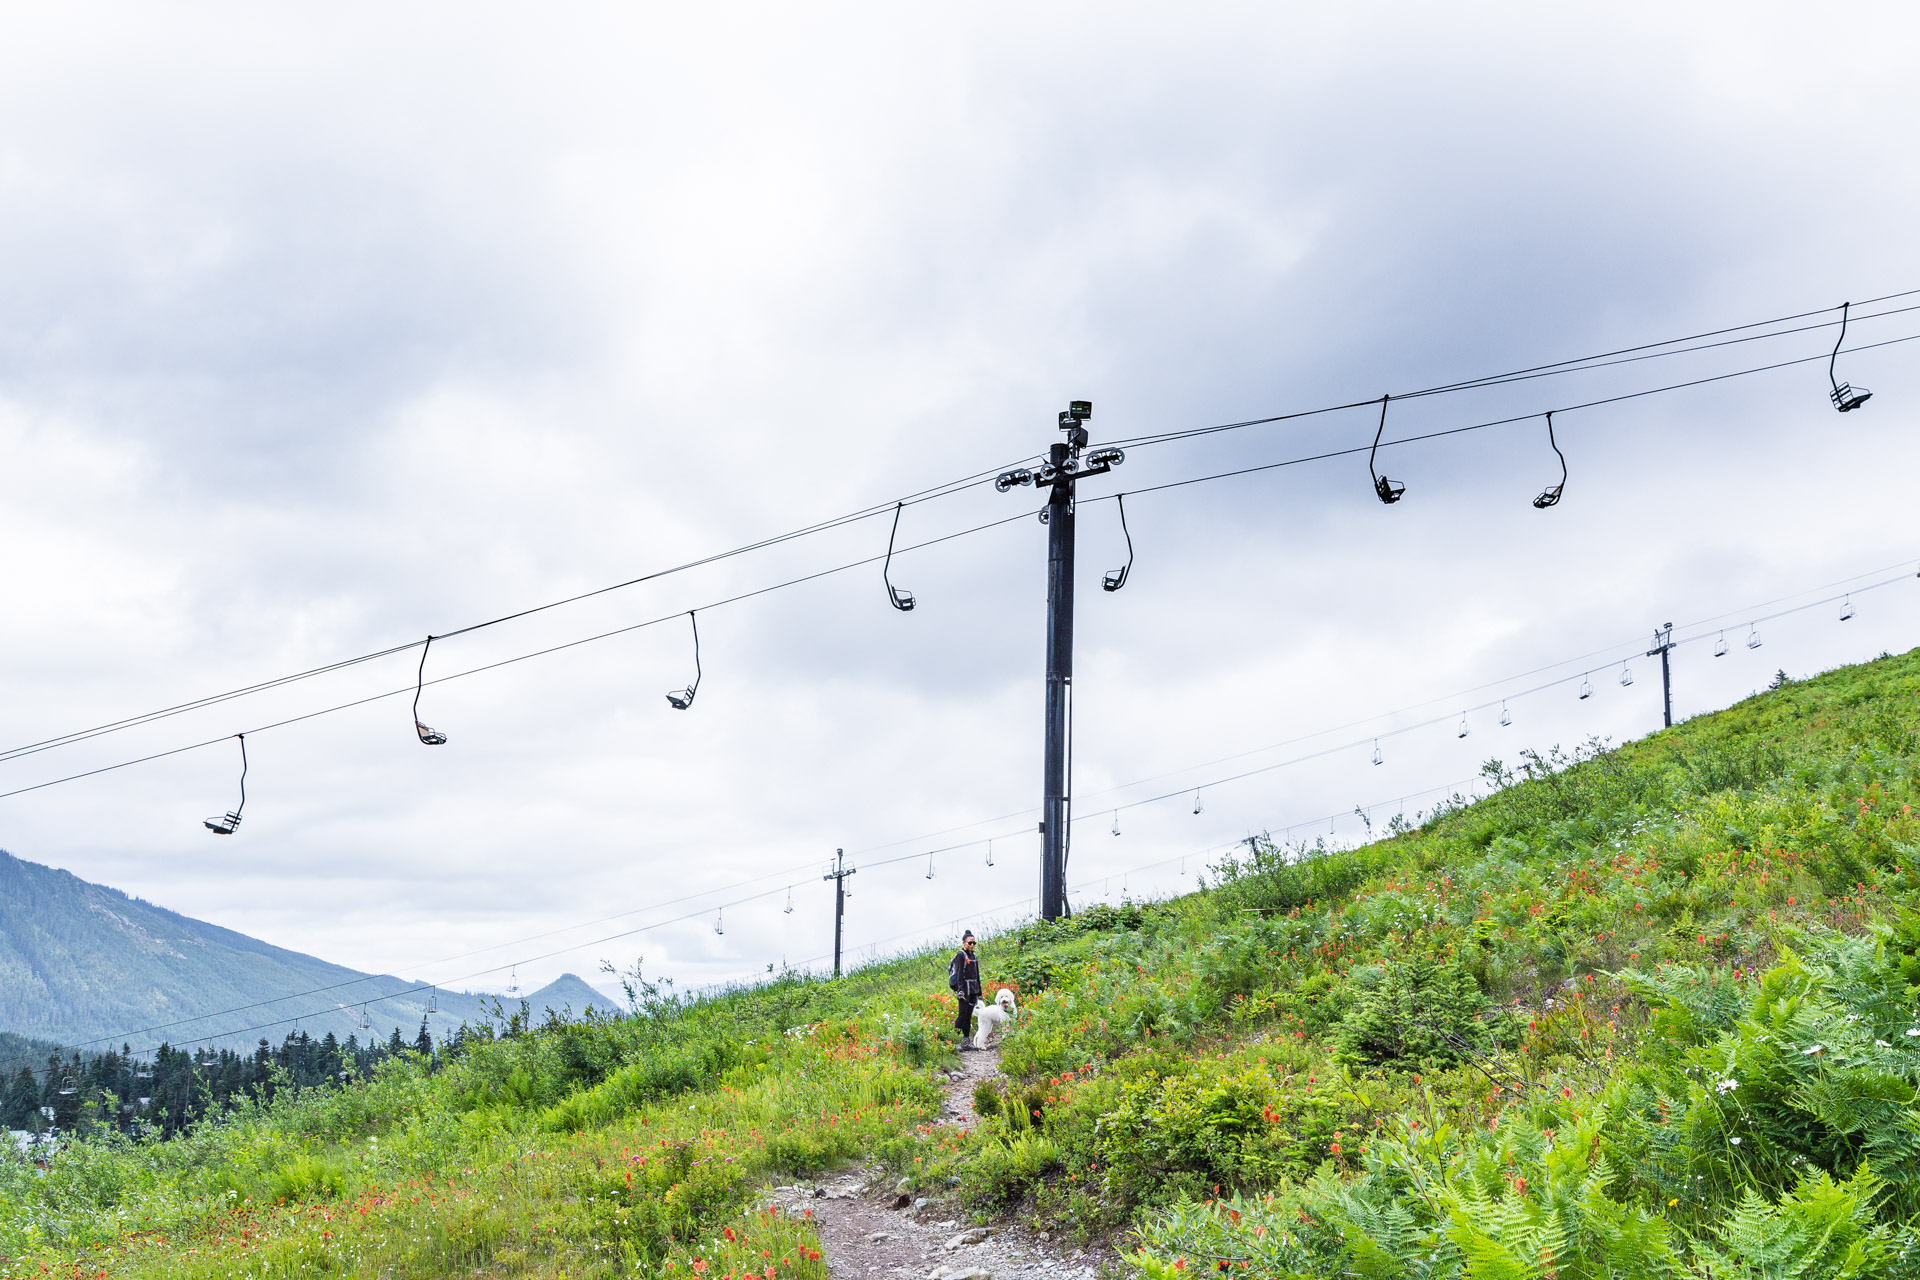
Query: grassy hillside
[[9, 647, 1920, 1278], [0, 848, 607, 1050]]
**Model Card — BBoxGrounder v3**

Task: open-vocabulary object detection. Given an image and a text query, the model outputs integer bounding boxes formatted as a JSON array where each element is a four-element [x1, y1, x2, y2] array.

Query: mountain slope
[[0, 849, 609, 1052], [13, 651, 1920, 1278]]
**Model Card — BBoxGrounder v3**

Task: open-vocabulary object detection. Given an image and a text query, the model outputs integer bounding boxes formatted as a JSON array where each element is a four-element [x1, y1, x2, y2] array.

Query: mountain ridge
[[0, 847, 609, 1053]]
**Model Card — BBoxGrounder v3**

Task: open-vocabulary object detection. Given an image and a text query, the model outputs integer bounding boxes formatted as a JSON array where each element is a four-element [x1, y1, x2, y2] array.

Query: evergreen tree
[[414, 1019, 433, 1058], [2, 1066, 37, 1128]]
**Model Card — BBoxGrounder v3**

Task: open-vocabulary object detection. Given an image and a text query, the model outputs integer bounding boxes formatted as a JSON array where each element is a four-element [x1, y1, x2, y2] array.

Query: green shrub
[[959, 1132, 1062, 1208], [1333, 958, 1491, 1068]]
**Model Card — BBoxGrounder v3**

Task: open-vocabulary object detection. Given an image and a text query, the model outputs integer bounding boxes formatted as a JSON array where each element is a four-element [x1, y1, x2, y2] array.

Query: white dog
[[973, 987, 1018, 1050]]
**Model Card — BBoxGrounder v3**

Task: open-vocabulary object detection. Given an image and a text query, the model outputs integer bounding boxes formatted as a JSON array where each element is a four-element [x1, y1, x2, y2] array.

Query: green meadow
[[11, 648, 1920, 1278]]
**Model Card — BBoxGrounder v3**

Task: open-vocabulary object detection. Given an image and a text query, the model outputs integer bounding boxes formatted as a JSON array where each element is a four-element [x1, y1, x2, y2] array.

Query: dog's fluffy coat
[[973, 986, 1017, 1049]]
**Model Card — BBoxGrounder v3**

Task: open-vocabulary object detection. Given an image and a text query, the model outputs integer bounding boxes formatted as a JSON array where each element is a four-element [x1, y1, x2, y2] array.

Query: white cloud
[[1, 2, 1918, 1025]]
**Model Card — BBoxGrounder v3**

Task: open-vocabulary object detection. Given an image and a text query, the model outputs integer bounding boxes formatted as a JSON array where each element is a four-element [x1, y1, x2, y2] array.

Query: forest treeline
[[3, 1015, 511, 1139]]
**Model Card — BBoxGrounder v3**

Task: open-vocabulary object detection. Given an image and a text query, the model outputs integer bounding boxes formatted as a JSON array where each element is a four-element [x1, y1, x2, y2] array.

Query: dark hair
[[962, 930, 975, 941]]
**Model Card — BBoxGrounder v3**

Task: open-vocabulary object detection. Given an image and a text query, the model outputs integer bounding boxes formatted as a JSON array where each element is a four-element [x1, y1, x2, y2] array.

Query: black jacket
[[948, 949, 981, 999]]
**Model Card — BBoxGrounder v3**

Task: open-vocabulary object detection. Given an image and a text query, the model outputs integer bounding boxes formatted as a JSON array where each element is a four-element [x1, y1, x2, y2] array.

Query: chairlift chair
[[1714, 631, 1729, 658], [1371, 740, 1383, 766], [507, 966, 521, 998], [427, 992, 437, 1015], [1499, 701, 1512, 727], [1832, 383, 1871, 412], [1841, 596, 1856, 621], [1619, 662, 1634, 687], [1111, 809, 1121, 837], [1578, 676, 1593, 700], [1827, 302, 1873, 412], [1532, 411, 1568, 509], [666, 611, 702, 709], [985, 838, 995, 867], [1192, 787, 1204, 813], [924, 852, 936, 880], [1103, 494, 1135, 591], [1368, 395, 1407, 504], [882, 502, 916, 611], [57, 1071, 76, 1096], [783, 886, 795, 914], [714, 909, 724, 936], [1457, 715, 1471, 739], [204, 733, 248, 835], [413, 636, 449, 745], [1747, 626, 1763, 650]]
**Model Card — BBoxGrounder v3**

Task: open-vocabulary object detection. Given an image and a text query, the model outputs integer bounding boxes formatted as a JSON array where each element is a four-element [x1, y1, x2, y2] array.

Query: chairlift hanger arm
[[666, 611, 701, 708], [882, 503, 916, 611], [1532, 411, 1568, 508], [1367, 395, 1404, 504], [1829, 301, 1851, 391], [1103, 492, 1135, 592]]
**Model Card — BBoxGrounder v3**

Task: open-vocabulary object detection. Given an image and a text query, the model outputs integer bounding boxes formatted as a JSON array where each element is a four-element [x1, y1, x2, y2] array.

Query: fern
[[1694, 1170, 1888, 1280]]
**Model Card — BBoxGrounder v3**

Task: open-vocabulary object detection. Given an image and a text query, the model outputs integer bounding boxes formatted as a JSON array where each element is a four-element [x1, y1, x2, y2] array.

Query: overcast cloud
[[4, 2, 1919, 1037]]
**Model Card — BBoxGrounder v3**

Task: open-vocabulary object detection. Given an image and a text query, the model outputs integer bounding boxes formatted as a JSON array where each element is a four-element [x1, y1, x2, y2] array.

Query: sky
[[3, 1, 1920, 1039]]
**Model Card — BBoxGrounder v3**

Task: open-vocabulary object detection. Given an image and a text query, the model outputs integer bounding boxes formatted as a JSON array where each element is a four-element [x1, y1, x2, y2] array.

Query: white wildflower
[[1714, 1079, 1739, 1094], [1730, 1136, 1742, 1145], [1802, 1044, 1825, 1055]]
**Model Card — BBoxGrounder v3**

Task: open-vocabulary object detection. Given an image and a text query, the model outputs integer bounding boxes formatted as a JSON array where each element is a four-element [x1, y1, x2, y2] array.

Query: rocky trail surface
[[766, 1045, 1107, 1280]]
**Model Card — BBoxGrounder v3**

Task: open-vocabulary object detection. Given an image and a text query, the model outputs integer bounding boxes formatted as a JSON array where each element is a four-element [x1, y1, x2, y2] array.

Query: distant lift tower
[[996, 402, 1125, 920], [1648, 622, 1675, 728], [822, 848, 856, 977]]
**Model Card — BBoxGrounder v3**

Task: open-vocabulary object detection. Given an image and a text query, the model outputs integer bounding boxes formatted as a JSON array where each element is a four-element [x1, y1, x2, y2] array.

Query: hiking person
[[947, 930, 982, 1049]]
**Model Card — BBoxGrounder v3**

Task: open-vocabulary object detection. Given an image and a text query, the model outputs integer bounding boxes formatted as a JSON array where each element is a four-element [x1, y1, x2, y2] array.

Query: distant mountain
[[0, 848, 612, 1053], [0, 1030, 68, 1080]]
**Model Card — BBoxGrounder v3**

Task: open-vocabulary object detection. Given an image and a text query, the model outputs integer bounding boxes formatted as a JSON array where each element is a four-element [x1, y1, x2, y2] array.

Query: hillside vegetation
[[10, 648, 1920, 1278]]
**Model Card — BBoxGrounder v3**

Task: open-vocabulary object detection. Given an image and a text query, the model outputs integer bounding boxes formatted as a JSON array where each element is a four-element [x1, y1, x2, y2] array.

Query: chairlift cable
[[66, 849, 832, 1050], [1088, 328, 1920, 509], [125, 877, 807, 1053], [843, 549, 1920, 860], [0, 457, 1041, 768], [846, 566, 1920, 872], [87, 725, 1498, 1052], [0, 508, 1040, 804], [11, 289, 1917, 774], [8, 330, 1920, 848], [1100, 289, 1920, 453], [7, 312, 1916, 780], [39, 543, 1920, 1049]]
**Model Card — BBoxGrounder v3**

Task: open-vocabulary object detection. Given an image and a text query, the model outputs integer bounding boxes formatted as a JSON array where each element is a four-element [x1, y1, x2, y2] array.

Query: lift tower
[[996, 402, 1124, 920]]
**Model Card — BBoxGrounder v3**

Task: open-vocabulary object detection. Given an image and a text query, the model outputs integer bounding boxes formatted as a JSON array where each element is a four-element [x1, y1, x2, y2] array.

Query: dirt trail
[[766, 1046, 1104, 1280]]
